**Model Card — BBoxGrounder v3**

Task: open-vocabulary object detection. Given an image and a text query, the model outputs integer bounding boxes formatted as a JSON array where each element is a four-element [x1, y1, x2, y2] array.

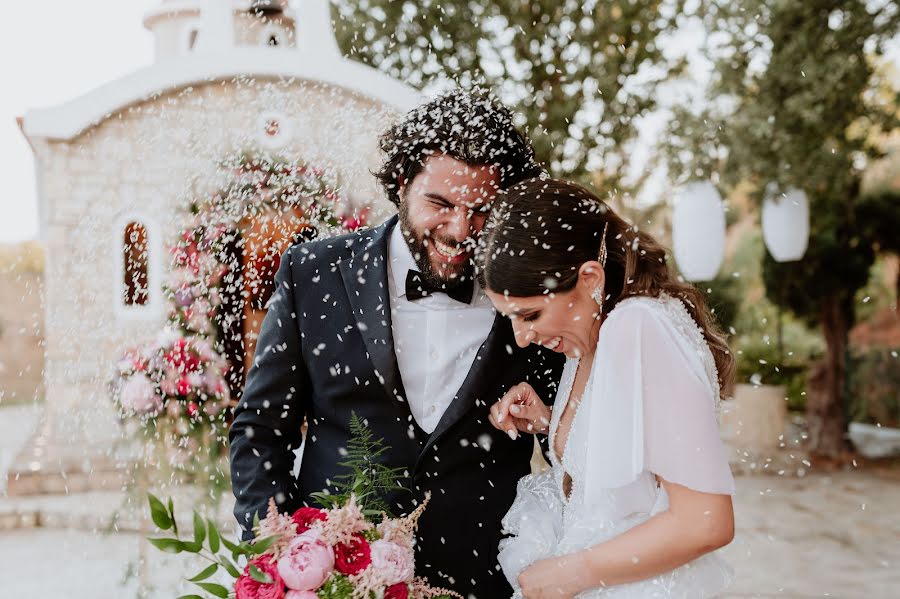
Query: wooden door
[[239, 207, 310, 377]]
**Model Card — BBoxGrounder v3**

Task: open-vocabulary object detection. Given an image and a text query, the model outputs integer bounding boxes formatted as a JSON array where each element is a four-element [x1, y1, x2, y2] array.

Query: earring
[[591, 286, 604, 315]]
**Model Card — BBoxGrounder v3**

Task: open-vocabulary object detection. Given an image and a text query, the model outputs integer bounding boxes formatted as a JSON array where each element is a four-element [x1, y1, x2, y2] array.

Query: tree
[[332, 0, 688, 196], [857, 189, 900, 299], [666, 1, 900, 456]]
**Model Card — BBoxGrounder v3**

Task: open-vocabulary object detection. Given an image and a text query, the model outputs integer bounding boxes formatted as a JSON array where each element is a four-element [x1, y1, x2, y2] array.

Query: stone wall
[[32, 78, 400, 449]]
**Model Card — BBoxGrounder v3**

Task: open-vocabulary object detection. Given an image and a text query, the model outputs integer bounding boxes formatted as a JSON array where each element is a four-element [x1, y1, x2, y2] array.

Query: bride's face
[[486, 264, 604, 359]]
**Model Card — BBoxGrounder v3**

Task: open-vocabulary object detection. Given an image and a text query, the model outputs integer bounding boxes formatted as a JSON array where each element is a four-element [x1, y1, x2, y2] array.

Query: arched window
[[258, 24, 285, 49], [188, 29, 199, 50], [181, 20, 202, 53], [122, 221, 149, 306]]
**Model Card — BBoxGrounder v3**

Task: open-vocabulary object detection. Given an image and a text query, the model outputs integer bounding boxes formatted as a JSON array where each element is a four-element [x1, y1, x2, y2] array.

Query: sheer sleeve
[[580, 299, 735, 501]]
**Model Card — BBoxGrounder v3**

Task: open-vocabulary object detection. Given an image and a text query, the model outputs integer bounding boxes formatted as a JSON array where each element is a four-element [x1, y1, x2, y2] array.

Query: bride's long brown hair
[[479, 178, 735, 396]]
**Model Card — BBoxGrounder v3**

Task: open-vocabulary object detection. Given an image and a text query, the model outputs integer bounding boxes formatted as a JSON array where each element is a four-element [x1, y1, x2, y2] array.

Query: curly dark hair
[[375, 88, 544, 206]]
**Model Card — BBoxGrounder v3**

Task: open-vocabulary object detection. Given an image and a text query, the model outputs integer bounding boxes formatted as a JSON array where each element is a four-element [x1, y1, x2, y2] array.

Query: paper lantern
[[762, 187, 809, 262], [672, 181, 726, 282]]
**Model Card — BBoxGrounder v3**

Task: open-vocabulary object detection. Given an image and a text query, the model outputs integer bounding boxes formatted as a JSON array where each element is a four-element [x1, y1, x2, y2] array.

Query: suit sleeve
[[229, 246, 310, 539]]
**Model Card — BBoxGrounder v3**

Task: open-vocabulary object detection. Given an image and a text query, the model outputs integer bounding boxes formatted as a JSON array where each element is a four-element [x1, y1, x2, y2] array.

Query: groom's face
[[398, 154, 500, 286]]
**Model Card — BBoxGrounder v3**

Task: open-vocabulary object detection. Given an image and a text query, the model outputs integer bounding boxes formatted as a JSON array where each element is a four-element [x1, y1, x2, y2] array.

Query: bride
[[479, 178, 736, 598]]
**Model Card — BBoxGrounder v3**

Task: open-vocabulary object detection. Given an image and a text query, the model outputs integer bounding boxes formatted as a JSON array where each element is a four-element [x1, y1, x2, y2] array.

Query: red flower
[[186, 401, 199, 417], [165, 339, 201, 374], [334, 534, 371, 575], [235, 555, 284, 599], [385, 583, 410, 599], [342, 216, 362, 231], [177, 377, 193, 397], [291, 507, 327, 534]]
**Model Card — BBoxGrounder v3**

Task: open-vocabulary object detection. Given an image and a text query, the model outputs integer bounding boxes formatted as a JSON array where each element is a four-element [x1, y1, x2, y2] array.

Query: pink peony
[[119, 374, 162, 414], [277, 531, 334, 591], [284, 592, 318, 599], [369, 540, 414, 586]]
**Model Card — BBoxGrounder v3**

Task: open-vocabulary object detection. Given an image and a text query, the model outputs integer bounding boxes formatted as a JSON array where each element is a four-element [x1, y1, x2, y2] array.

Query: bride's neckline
[[551, 355, 592, 464]]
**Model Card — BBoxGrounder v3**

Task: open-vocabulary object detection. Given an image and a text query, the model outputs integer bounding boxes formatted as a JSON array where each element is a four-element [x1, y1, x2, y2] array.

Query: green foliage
[[857, 190, 900, 255], [316, 573, 355, 599], [666, 0, 899, 323], [664, 0, 900, 453], [720, 229, 825, 410], [333, 0, 688, 194], [846, 348, 900, 427], [735, 339, 811, 412], [853, 257, 897, 323], [761, 217, 874, 329], [146, 493, 256, 598], [310, 413, 408, 516], [702, 272, 743, 334]]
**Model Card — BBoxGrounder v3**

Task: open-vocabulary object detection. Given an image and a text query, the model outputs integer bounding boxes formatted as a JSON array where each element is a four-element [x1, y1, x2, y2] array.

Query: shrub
[[846, 348, 900, 428]]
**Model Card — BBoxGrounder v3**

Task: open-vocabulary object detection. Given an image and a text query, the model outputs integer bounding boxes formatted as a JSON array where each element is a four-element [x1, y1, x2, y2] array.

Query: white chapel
[[12, 0, 419, 494]]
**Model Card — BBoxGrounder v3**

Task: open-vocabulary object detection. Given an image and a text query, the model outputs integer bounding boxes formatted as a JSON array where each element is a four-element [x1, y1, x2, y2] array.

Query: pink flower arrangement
[[147, 415, 458, 599], [112, 328, 231, 422], [277, 532, 334, 591], [225, 495, 459, 599]]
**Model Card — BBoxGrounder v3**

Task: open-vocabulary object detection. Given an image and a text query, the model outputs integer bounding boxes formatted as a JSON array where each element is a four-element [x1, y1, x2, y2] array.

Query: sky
[[0, 2, 897, 244], [0, 1, 157, 243]]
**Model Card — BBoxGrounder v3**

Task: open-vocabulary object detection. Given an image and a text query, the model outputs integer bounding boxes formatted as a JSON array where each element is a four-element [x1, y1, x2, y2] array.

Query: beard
[[398, 201, 475, 290]]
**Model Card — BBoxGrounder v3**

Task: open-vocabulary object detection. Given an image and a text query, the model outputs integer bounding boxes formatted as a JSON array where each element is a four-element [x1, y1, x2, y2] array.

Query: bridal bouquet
[[147, 415, 460, 599]]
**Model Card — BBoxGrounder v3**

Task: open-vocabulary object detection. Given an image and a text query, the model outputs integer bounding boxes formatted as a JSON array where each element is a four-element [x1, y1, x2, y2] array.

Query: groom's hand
[[489, 382, 551, 440]]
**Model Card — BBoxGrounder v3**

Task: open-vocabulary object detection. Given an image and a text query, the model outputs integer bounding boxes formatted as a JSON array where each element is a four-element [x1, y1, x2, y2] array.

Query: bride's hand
[[518, 554, 587, 599], [489, 382, 550, 440]]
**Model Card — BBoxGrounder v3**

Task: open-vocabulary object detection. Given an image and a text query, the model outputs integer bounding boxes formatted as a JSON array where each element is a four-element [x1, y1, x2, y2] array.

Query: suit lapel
[[338, 216, 408, 407], [417, 311, 511, 462]]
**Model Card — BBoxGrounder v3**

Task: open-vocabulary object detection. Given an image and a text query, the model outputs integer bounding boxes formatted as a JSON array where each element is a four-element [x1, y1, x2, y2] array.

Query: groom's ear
[[397, 177, 407, 202]]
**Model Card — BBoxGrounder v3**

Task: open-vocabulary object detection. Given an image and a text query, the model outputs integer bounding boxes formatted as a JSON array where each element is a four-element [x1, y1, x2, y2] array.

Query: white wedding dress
[[498, 294, 736, 598]]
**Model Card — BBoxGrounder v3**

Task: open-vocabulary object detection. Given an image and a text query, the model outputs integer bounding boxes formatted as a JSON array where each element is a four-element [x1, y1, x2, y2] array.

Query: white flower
[[119, 373, 162, 415]]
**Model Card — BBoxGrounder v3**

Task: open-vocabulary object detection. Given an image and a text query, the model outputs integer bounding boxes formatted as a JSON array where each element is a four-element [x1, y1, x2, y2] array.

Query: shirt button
[[429, 345, 438, 359]]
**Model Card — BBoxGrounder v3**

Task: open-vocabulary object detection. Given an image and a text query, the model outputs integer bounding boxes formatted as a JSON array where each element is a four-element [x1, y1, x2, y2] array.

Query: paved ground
[[1, 404, 898, 598]]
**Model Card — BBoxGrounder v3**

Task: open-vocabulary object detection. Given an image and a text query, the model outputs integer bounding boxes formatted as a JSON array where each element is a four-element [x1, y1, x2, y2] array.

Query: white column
[[197, 0, 235, 52], [295, 0, 341, 58]]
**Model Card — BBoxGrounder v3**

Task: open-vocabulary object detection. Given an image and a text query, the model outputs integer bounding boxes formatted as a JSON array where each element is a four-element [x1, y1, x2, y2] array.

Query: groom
[[229, 89, 564, 598]]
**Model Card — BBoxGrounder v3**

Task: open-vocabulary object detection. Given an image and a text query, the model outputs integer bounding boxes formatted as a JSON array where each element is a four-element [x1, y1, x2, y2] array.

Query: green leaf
[[192, 511, 206, 546], [207, 518, 221, 553], [218, 555, 241, 578], [249, 564, 273, 584], [222, 536, 248, 561], [168, 497, 178, 535], [147, 493, 173, 531], [194, 582, 229, 598], [181, 540, 203, 553], [176, 595, 204, 599], [187, 563, 218, 582], [248, 536, 278, 555], [147, 537, 184, 554]]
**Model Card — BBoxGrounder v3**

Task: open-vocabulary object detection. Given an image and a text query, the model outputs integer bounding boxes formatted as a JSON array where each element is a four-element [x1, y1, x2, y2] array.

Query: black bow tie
[[405, 270, 475, 304]]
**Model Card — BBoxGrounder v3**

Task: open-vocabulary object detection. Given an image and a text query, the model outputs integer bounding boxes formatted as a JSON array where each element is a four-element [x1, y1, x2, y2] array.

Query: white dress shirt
[[387, 224, 496, 433]]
